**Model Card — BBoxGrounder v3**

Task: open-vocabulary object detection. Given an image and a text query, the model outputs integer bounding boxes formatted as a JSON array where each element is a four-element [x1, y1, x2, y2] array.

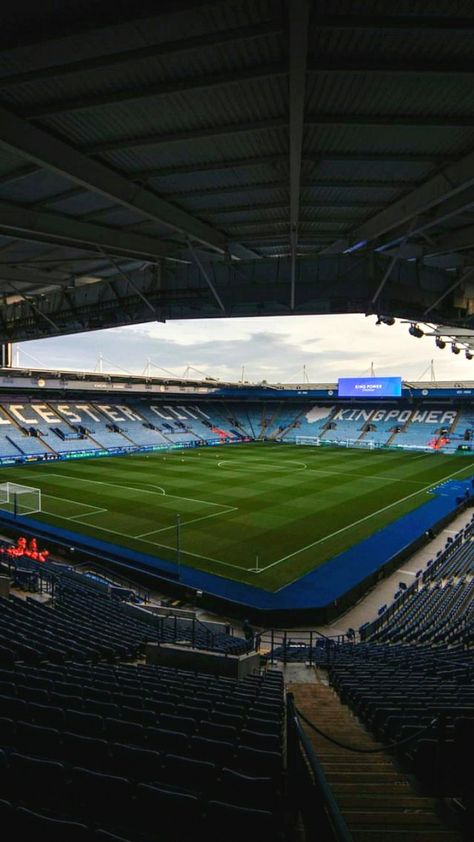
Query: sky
[[15, 314, 474, 383]]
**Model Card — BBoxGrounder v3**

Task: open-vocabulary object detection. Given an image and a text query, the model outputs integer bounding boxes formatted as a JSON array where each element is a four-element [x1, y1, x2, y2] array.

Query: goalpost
[[295, 436, 377, 450], [295, 436, 321, 446], [0, 482, 42, 516]]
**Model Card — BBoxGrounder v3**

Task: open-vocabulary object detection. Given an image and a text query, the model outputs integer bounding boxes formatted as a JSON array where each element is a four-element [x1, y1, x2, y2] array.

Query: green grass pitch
[[1, 443, 473, 591]]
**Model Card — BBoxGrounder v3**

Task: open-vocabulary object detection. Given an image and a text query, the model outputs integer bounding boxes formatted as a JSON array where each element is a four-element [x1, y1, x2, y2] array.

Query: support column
[[1, 342, 12, 368]]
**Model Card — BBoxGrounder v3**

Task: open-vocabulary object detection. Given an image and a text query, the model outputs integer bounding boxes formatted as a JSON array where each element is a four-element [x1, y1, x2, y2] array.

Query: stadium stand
[[262, 526, 474, 836], [0, 399, 469, 458], [0, 559, 249, 663], [0, 553, 285, 840]]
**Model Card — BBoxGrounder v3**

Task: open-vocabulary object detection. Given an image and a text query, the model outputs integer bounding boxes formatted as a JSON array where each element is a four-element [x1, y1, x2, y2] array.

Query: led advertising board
[[338, 377, 402, 398]]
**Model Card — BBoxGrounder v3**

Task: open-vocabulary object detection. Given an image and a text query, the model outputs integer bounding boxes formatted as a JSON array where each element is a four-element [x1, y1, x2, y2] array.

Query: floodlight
[[435, 337, 446, 349], [466, 350, 473, 360], [408, 323, 424, 338], [451, 343, 460, 355]]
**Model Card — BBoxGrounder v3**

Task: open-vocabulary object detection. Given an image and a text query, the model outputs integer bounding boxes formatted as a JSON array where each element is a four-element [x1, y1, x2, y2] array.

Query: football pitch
[[1, 443, 474, 591]]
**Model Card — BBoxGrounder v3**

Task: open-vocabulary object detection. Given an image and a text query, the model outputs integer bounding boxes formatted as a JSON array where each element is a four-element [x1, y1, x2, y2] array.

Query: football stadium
[[0, 3, 472, 841]]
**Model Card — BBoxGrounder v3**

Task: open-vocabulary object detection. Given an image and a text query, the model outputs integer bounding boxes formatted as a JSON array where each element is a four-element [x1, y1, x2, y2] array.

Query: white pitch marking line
[[217, 459, 307, 472], [41, 492, 106, 512], [36, 507, 248, 571], [69, 508, 109, 522], [30, 473, 229, 510], [135, 505, 238, 538], [257, 461, 474, 574]]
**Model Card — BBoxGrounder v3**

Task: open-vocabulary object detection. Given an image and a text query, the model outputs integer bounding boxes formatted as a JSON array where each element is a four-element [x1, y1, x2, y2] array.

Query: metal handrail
[[287, 693, 353, 842]]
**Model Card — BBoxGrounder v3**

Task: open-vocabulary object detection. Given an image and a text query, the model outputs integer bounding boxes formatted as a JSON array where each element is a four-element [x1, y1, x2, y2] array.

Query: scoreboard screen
[[338, 377, 402, 398]]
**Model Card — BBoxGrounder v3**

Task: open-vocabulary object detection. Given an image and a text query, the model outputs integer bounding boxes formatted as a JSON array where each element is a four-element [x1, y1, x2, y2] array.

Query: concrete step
[[331, 782, 412, 795], [325, 771, 406, 783], [352, 831, 462, 842], [319, 757, 406, 775], [336, 795, 437, 811], [289, 682, 463, 842], [342, 811, 447, 827]]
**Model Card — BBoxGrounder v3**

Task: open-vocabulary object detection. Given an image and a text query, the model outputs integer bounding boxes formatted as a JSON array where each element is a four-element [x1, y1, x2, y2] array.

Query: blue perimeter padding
[[0, 478, 471, 614]]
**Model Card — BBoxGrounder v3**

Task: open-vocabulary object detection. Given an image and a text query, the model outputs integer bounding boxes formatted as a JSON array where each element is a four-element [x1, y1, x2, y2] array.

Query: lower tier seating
[[0, 662, 284, 841]]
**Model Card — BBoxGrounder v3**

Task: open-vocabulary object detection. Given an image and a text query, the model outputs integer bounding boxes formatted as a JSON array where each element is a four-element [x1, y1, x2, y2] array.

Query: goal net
[[0, 482, 42, 515]]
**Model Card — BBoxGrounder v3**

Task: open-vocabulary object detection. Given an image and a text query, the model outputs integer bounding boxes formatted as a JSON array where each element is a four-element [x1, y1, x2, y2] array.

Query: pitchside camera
[[408, 323, 424, 338]]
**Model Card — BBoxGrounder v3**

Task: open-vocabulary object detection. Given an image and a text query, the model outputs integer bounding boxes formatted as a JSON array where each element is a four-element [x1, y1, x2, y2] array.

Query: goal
[[0, 482, 42, 515], [295, 436, 378, 450]]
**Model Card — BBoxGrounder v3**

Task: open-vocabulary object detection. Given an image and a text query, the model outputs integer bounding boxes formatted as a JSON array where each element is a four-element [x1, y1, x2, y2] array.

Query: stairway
[[289, 680, 462, 842], [277, 406, 309, 441], [448, 409, 462, 435], [386, 410, 415, 447], [356, 410, 376, 443], [261, 402, 282, 440]]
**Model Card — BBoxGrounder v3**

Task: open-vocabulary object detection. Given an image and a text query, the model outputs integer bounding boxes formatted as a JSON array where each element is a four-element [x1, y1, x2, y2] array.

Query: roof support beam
[[346, 147, 474, 248], [100, 251, 158, 317], [200, 201, 380, 215], [423, 268, 474, 317], [426, 224, 474, 256], [305, 152, 455, 164], [86, 118, 287, 155], [306, 113, 474, 128], [22, 63, 287, 119], [128, 152, 440, 181], [312, 14, 474, 31], [0, 20, 283, 88], [8, 283, 60, 330], [0, 1, 213, 52], [308, 58, 474, 75], [0, 267, 73, 288], [289, 0, 310, 311], [0, 104, 226, 253], [187, 239, 225, 313], [85, 113, 471, 156], [161, 178, 414, 198], [0, 199, 173, 262], [131, 155, 288, 180], [0, 165, 41, 187]]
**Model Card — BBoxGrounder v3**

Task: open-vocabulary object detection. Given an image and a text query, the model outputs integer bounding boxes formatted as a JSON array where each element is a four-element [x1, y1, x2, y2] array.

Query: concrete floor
[[315, 508, 473, 638]]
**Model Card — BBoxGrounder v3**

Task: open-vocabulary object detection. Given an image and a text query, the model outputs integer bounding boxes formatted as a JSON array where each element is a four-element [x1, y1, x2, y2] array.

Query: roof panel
[[303, 158, 434, 182], [304, 125, 474, 157], [99, 125, 289, 172], [306, 72, 474, 117], [37, 74, 288, 150], [0, 32, 285, 112]]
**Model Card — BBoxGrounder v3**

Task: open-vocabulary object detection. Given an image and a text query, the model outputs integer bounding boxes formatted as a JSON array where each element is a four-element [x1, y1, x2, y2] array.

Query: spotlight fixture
[[376, 316, 395, 326], [451, 343, 460, 355], [408, 323, 424, 338], [435, 337, 446, 350], [466, 350, 473, 360]]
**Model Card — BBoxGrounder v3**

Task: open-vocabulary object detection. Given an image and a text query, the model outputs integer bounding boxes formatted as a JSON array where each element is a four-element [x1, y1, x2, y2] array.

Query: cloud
[[16, 314, 474, 383]]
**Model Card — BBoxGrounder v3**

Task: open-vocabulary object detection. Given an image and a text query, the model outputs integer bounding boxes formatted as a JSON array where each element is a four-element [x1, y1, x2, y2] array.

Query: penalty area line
[[255, 460, 474, 575]]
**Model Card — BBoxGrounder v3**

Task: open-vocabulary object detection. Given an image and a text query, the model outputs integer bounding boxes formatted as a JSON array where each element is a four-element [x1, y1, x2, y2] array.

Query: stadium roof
[[0, 0, 473, 340]]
